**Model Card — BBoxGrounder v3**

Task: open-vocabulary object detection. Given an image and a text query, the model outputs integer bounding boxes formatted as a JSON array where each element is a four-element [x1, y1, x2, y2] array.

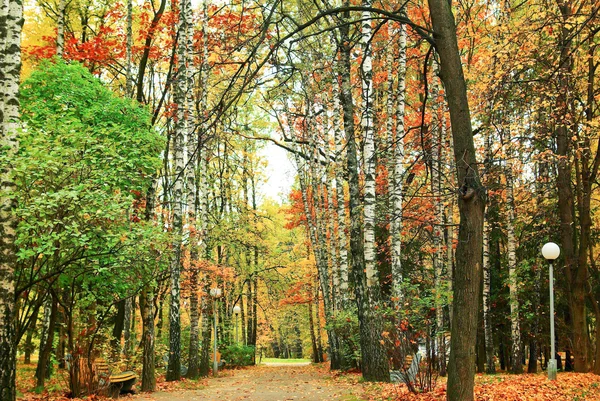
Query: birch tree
[[0, 0, 24, 396], [389, 20, 407, 307], [504, 139, 522, 373], [166, 0, 192, 379]]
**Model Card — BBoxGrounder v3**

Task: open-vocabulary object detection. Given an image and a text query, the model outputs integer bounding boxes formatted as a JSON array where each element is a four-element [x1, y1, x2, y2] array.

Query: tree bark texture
[[0, 0, 23, 396], [166, 0, 189, 377], [140, 288, 156, 391], [504, 152, 522, 374], [56, 0, 65, 57], [390, 20, 407, 308], [427, 1, 485, 399], [338, 17, 389, 381], [361, 1, 377, 291], [35, 296, 57, 388], [331, 72, 349, 308]]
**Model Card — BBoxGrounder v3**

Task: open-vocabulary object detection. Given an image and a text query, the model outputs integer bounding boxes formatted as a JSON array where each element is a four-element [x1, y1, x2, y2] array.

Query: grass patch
[[260, 358, 311, 364]]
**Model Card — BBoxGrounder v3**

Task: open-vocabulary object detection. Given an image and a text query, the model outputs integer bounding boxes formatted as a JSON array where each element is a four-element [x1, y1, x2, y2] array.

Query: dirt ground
[[133, 364, 358, 401]]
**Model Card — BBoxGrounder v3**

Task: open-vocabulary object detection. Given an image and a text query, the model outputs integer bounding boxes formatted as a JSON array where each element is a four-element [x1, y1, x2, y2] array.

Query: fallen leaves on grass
[[345, 372, 600, 401]]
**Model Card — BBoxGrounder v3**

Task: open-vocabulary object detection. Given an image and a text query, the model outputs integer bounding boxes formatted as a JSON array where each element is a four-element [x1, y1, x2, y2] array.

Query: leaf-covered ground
[[338, 371, 600, 401], [17, 362, 600, 401]]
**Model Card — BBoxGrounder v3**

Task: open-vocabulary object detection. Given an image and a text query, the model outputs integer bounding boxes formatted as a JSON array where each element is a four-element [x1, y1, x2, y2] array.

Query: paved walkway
[[134, 364, 356, 401]]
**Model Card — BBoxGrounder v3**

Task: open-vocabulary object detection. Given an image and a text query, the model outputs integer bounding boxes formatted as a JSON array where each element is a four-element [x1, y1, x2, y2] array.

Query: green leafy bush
[[221, 345, 255, 367], [328, 308, 361, 370]]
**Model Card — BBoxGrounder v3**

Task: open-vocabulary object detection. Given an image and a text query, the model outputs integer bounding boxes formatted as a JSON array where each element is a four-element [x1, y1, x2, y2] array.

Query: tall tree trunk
[[390, 20, 407, 307], [332, 71, 349, 309], [295, 142, 341, 369], [504, 151, 522, 374], [427, 1, 485, 399], [482, 218, 495, 373], [185, 11, 199, 374], [0, 0, 24, 396], [166, 0, 189, 377], [431, 64, 447, 377], [338, 11, 389, 381], [361, 0, 377, 292], [554, 0, 590, 373]]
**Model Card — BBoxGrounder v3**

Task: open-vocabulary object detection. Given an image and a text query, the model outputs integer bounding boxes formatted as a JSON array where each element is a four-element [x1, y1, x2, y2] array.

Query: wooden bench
[[95, 361, 136, 398]]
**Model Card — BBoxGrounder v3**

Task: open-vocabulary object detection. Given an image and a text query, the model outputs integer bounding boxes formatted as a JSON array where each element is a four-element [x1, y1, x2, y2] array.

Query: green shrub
[[328, 308, 361, 370], [221, 345, 255, 367]]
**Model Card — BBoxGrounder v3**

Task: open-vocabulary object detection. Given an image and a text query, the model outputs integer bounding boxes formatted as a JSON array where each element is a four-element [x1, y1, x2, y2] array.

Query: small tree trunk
[[123, 297, 133, 361], [35, 297, 57, 388], [56, 0, 66, 57], [187, 266, 200, 378], [308, 299, 321, 363], [199, 295, 212, 377], [483, 219, 495, 373], [140, 288, 156, 391], [314, 286, 324, 362], [112, 300, 125, 355], [23, 307, 39, 364], [527, 339, 537, 373], [246, 279, 254, 347]]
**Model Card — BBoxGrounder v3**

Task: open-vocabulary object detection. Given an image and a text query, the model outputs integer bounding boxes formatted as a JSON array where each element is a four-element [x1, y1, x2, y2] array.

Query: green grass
[[260, 358, 311, 364]]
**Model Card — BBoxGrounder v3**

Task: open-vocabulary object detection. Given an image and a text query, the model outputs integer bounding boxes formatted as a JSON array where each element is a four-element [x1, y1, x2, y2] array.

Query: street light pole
[[542, 242, 560, 380], [210, 288, 222, 376], [233, 305, 241, 345]]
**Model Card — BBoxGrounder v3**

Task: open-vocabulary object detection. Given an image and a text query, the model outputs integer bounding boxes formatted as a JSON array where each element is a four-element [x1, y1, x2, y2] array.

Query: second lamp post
[[210, 287, 222, 376], [542, 242, 560, 380]]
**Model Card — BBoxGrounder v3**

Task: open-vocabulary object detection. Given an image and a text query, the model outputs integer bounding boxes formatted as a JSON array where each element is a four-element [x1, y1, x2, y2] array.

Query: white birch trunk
[[166, 0, 190, 379], [483, 133, 495, 373], [505, 145, 522, 373], [361, 1, 377, 290], [0, 0, 23, 396], [432, 58, 447, 376], [391, 21, 407, 305], [326, 167, 340, 306], [332, 67, 349, 308], [56, 0, 66, 58], [183, 0, 198, 377], [482, 217, 495, 373]]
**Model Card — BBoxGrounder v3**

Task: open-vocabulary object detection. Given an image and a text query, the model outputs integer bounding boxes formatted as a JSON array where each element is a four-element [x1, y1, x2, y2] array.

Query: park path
[[133, 364, 357, 401]]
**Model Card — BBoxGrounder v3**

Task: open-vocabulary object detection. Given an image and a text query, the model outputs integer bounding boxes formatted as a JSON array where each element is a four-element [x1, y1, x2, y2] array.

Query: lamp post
[[233, 305, 241, 344], [210, 287, 222, 376], [542, 242, 560, 380]]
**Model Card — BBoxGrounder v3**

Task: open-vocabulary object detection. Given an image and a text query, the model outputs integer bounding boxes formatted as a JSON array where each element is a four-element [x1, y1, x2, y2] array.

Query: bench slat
[[110, 372, 136, 382]]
